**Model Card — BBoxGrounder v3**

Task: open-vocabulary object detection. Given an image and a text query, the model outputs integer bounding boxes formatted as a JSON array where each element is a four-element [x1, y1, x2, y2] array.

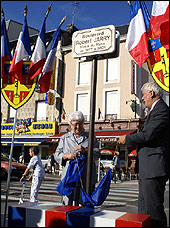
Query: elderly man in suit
[[55, 111, 100, 206], [117, 82, 169, 227]]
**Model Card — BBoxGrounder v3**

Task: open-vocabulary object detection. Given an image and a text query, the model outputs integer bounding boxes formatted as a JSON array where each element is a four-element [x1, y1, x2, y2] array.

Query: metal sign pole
[[86, 57, 98, 195], [3, 109, 17, 227]]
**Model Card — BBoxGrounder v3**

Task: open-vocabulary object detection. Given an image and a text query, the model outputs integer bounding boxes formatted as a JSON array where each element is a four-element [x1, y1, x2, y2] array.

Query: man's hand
[[117, 135, 126, 145]]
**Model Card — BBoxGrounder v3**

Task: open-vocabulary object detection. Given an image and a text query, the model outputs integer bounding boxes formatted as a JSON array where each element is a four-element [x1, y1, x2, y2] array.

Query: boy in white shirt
[[20, 147, 45, 203]]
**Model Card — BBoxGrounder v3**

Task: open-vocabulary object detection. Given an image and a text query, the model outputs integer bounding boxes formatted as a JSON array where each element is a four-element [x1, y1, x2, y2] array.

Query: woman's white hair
[[141, 81, 163, 98], [68, 111, 85, 125]]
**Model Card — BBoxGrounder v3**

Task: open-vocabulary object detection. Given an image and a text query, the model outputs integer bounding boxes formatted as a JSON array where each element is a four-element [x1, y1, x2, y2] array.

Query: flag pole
[[3, 109, 18, 227], [1, 8, 5, 19], [59, 14, 67, 27], [45, 3, 52, 20]]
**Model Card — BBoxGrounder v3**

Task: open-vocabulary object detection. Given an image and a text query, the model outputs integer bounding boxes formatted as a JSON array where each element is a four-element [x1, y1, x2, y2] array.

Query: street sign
[[72, 25, 115, 58]]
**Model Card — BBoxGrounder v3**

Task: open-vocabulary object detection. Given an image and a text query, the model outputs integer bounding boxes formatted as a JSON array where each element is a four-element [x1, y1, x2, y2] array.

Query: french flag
[[125, 1, 150, 67], [1, 17, 11, 79], [29, 18, 46, 79], [38, 25, 61, 93], [9, 15, 31, 82], [148, 1, 169, 50]]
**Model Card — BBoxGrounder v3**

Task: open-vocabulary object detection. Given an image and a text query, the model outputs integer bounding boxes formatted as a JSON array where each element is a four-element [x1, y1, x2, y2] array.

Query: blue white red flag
[[148, 1, 169, 50], [1, 17, 11, 79], [125, 1, 150, 67], [9, 15, 31, 82], [38, 25, 61, 93], [29, 18, 46, 79]]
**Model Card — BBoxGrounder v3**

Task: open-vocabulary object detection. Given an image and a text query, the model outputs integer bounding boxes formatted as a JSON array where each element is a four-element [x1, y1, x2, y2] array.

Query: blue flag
[[81, 168, 111, 208], [56, 156, 111, 208], [56, 154, 87, 196]]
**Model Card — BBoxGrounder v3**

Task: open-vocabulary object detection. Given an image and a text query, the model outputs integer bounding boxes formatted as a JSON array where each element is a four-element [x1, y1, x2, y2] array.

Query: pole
[[97, 141, 102, 182], [86, 57, 98, 195], [3, 109, 17, 227]]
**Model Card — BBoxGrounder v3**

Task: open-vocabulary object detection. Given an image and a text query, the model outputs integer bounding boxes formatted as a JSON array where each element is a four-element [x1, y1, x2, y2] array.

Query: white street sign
[[72, 25, 116, 58]]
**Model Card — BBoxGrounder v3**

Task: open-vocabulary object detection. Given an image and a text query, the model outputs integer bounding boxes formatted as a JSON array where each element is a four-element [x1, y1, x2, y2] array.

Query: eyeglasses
[[71, 122, 83, 127]]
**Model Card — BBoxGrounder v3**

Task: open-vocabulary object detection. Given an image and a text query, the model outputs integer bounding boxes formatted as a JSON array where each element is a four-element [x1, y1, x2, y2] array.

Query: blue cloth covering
[[56, 155, 111, 208], [81, 168, 111, 208], [56, 154, 86, 196]]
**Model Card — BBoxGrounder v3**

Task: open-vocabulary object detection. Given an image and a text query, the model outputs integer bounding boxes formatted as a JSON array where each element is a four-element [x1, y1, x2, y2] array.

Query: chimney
[[67, 24, 78, 34]]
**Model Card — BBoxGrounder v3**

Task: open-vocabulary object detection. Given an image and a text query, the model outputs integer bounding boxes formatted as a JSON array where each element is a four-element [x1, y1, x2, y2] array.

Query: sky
[[1, 1, 153, 32]]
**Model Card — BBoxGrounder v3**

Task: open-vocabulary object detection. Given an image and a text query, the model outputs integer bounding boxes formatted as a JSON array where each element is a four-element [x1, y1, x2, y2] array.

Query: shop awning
[[46, 130, 136, 143], [1, 137, 46, 146]]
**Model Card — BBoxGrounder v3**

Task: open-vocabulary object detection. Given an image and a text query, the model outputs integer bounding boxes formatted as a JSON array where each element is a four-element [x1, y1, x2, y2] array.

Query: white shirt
[[19, 155, 23, 163], [28, 155, 45, 177], [150, 99, 160, 112]]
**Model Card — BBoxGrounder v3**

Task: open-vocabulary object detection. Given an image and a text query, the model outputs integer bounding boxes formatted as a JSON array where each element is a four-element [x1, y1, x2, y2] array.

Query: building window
[[104, 89, 119, 120], [77, 60, 91, 86], [105, 57, 120, 83], [75, 92, 89, 121], [36, 101, 47, 121]]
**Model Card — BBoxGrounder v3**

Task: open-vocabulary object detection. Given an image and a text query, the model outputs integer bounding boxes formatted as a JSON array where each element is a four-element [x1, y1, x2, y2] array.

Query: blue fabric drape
[[56, 154, 86, 196], [56, 155, 111, 208], [81, 168, 111, 208]]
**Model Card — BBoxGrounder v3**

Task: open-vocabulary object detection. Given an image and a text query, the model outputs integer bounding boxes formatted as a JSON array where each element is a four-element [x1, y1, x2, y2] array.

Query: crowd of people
[[19, 82, 169, 227]]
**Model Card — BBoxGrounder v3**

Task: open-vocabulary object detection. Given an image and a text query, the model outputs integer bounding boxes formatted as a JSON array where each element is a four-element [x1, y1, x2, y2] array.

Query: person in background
[[47, 156, 51, 173], [20, 147, 45, 203], [19, 152, 24, 164], [112, 152, 121, 183], [117, 82, 169, 227], [54, 111, 100, 206], [50, 153, 56, 175]]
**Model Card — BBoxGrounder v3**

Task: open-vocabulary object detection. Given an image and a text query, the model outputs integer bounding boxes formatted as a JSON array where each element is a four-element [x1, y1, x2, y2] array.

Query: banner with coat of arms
[[147, 38, 169, 92], [1, 61, 36, 110]]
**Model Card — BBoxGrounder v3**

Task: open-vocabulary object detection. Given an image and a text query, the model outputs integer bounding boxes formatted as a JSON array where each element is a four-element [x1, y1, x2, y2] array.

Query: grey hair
[[68, 111, 85, 125], [141, 82, 163, 98]]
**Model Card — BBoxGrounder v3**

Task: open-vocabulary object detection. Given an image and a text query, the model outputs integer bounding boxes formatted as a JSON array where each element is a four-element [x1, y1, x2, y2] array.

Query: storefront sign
[[1, 121, 57, 137], [72, 25, 115, 58]]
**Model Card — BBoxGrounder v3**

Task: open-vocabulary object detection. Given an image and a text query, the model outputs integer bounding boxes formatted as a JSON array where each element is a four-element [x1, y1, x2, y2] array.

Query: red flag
[[38, 25, 61, 93], [1, 17, 12, 79], [125, 1, 149, 67], [29, 18, 46, 79], [160, 21, 169, 50], [8, 16, 31, 82], [148, 1, 169, 50]]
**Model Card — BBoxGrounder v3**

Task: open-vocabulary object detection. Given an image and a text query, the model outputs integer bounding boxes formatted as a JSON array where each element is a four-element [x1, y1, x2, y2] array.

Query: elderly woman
[[54, 111, 100, 206]]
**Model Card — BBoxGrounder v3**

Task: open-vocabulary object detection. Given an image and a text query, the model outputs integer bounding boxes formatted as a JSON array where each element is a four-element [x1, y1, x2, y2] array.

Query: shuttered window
[[76, 93, 89, 121], [105, 57, 120, 83], [37, 102, 47, 121], [78, 61, 91, 85], [105, 90, 118, 119]]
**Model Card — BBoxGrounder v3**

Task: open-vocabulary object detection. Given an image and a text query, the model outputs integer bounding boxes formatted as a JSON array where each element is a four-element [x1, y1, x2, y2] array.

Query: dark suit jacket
[[126, 99, 169, 178]]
